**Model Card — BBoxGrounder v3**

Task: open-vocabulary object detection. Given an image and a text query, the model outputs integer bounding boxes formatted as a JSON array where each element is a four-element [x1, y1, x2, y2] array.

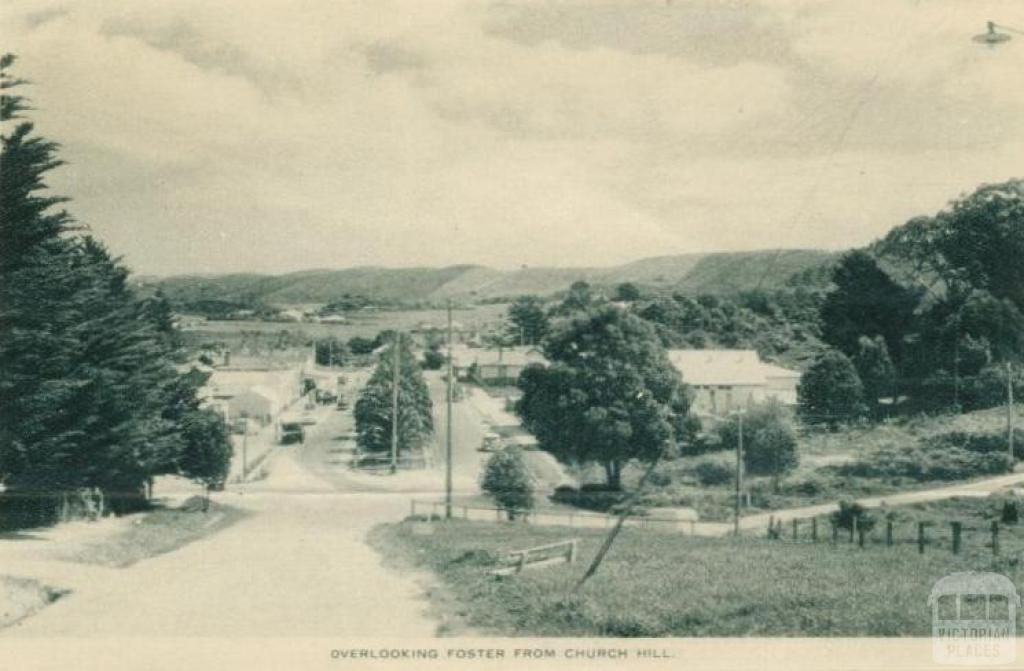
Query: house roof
[[667, 349, 799, 387], [451, 346, 546, 368]]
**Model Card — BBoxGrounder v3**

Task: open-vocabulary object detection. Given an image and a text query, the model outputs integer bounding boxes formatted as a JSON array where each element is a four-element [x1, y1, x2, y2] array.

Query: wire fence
[[408, 499, 716, 534], [762, 513, 1024, 557]]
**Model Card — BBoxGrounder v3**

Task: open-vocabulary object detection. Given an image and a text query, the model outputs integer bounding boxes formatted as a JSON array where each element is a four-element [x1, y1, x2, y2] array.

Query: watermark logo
[[929, 571, 1019, 666]]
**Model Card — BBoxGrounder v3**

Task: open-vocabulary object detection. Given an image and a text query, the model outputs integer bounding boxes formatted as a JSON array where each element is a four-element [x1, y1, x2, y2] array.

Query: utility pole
[[734, 411, 744, 537], [1009, 362, 1016, 470], [241, 415, 248, 478], [390, 332, 400, 474], [445, 299, 454, 519]]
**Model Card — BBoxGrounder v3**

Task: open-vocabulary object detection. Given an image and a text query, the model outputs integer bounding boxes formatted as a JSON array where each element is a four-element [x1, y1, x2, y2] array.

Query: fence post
[[951, 522, 962, 555], [886, 520, 893, 547], [850, 516, 857, 543], [776, 519, 783, 538], [792, 519, 799, 541], [918, 522, 926, 554], [812, 517, 818, 543], [767, 515, 775, 539], [517, 551, 528, 574], [992, 521, 1000, 556], [569, 539, 578, 564], [857, 527, 865, 548], [831, 520, 838, 544]]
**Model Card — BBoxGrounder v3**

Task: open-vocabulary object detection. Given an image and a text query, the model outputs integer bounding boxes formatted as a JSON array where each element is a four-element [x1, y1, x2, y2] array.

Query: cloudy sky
[[4, 0, 1023, 275]]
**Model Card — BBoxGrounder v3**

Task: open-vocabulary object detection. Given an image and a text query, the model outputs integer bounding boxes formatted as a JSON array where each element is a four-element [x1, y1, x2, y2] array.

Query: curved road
[[3, 406, 439, 637]]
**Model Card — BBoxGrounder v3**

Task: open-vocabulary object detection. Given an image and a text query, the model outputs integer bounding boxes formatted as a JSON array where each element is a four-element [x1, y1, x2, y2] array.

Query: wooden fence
[[764, 514, 1008, 556], [409, 499, 703, 534]]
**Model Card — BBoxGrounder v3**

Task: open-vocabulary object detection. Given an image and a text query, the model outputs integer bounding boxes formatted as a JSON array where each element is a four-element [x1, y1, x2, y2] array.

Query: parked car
[[478, 432, 502, 452], [279, 421, 305, 445], [315, 389, 337, 404]]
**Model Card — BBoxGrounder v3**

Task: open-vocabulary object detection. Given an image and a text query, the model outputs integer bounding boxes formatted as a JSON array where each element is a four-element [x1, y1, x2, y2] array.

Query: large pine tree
[[1, 54, 231, 526]]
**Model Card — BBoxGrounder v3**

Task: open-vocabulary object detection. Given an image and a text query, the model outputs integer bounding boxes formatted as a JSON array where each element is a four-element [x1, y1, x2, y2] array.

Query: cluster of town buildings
[[445, 344, 800, 421]]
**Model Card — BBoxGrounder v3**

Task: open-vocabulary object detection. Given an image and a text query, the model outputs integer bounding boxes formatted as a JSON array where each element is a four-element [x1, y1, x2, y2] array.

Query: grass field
[[371, 518, 1023, 637], [57, 498, 246, 568]]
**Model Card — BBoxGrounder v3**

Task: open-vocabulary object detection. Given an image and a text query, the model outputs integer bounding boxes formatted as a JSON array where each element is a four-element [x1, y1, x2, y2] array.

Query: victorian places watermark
[[929, 571, 1020, 666]]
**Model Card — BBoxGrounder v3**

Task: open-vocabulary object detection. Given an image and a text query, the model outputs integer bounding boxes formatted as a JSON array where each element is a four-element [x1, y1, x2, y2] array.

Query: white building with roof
[[667, 349, 801, 419], [451, 346, 547, 385]]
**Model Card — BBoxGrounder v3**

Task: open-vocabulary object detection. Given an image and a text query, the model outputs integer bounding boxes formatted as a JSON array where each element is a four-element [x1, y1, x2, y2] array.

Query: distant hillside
[[144, 249, 837, 308], [673, 250, 839, 294]]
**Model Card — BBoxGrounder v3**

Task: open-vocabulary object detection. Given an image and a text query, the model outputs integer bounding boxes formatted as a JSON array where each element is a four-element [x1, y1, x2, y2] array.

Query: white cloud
[[3, 0, 1023, 275]]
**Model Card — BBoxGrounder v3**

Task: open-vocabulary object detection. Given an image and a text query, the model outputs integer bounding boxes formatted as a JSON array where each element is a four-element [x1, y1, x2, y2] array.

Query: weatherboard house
[[667, 349, 801, 419], [451, 346, 547, 385]]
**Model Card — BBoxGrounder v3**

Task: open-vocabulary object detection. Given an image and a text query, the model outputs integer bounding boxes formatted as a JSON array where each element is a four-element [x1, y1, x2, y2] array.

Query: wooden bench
[[488, 539, 580, 577]]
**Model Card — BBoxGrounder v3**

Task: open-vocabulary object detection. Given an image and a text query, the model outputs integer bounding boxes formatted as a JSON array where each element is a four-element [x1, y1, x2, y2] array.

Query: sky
[[4, 0, 1024, 276]]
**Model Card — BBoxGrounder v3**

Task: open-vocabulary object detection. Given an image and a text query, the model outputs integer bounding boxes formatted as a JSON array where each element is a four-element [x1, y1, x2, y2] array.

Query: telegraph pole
[[1009, 362, 1016, 470], [734, 411, 744, 536], [445, 300, 455, 519], [390, 332, 400, 474]]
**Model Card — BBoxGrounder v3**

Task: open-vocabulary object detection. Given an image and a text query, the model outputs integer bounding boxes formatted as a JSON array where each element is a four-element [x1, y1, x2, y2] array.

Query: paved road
[[2, 407, 440, 637]]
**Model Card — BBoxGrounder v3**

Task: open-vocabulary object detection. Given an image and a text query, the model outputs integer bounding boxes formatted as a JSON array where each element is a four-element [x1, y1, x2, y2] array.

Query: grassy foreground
[[371, 518, 1024, 637], [58, 498, 246, 568]]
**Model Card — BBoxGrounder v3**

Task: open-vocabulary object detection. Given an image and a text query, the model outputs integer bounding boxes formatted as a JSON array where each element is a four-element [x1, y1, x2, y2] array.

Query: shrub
[[798, 349, 866, 428], [835, 442, 1009, 482], [481, 448, 534, 520], [831, 500, 876, 532], [931, 431, 1017, 459], [693, 459, 734, 486], [1002, 499, 1019, 525]]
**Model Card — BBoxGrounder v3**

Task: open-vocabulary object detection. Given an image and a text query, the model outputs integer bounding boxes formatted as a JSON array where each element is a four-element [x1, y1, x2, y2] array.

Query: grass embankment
[[372, 518, 1022, 637], [0, 576, 65, 629], [59, 497, 246, 568], [590, 405, 1024, 522]]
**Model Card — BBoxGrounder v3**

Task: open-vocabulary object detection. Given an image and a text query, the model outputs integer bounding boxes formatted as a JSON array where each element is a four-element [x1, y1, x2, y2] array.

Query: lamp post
[[972, 20, 1024, 46]]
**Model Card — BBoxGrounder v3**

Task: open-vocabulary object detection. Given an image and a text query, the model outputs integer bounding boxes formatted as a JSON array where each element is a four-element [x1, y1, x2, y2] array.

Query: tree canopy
[[798, 349, 865, 428], [0, 54, 230, 526], [516, 306, 690, 489], [354, 334, 434, 457]]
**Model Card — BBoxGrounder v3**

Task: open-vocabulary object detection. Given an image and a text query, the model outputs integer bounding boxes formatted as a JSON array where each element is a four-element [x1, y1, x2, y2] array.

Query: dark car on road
[[279, 421, 305, 445]]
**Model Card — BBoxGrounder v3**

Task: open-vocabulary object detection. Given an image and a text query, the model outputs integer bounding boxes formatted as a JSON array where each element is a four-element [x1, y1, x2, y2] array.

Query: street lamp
[[972, 21, 1023, 46]]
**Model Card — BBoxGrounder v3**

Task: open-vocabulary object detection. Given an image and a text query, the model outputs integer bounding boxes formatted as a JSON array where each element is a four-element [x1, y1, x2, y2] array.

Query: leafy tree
[[506, 295, 549, 346], [347, 335, 377, 356], [853, 335, 896, 414], [354, 335, 434, 457], [798, 349, 865, 429], [481, 448, 534, 520], [422, 343, 445, 370], [614, 282, 642, 302], [178, 409, 233, 506], [714, 400, 798, 491], [314, 337, 347, 366], [932, 180, 1024, 311], [551, 280, 597, 316], [516, 306, 690, 489], [820, 250, 921, 366]]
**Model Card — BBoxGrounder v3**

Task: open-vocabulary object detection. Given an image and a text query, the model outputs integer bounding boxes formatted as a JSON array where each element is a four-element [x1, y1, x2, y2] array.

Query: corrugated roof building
[[667, 349, 801, 418]]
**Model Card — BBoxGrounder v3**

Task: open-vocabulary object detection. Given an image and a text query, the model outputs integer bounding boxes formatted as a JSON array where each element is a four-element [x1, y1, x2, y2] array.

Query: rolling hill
[[143, 249, 839, 308]]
